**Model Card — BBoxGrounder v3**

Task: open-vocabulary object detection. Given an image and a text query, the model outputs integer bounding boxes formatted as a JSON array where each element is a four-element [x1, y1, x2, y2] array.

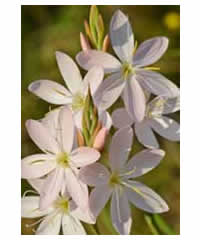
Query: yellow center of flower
[[109, 172, 121, 187], [72, 92, 85, 111], [54, 196, 69, 214], [122, 62, 135, 79], [56, 152, 70, 168]]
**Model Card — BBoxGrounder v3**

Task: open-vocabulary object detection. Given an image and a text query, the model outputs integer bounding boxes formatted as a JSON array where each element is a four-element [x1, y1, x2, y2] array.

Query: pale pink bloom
[[76, 10, 179, 122], [28, 52, 112, 135], [22, 179, 94, 235], [21, 106, 100, 211], [79, 127, 168, 235], [112, 95, 180, 149]]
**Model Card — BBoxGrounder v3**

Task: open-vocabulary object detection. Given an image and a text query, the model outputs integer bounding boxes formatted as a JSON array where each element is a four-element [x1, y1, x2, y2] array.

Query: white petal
[[73, 110, 83, 130], [125, 180, 169, 213], [21, 154, 56, 179], [137, 70, 180, 98], [94, 73, 125, 110], [149, 116, 180, 141], [65, 168, 89, 210], [28, 80, 72, 105], [62, 214, 86, 235], [148, 95, 180, 116], [70, 201, 95, 224], [36, 212, 62, 235], [112, 108, 133, 129], [28, 178, 45, 194], [89, 184, 112, 218], [122, 75, 146, 122], [79, 163, 110, 186], [56, 51, 83, 94], [41, 108, 61, 142], [21, 196, 52, 218], [39, 168, 64, 210], [70, 147, 100, 167], [83, 66, 104, 101], [26, 120, 60, 154], [110, 10, 134, 63], [124, 149, 165, 178], [133, 37, 169, 67], [135, 121, 159, 149], [99, 111, 112, 130], [58, 106, 74, 153], [109, 127, 133, 171], [76, 50, 121, 73], [111, 188, 132, 235]]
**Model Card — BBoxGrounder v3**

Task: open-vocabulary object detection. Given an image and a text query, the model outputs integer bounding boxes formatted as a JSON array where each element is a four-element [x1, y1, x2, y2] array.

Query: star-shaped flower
[[79, 127, 169, 235], [76, 10, 179, 122], [21, 106, 100, 211], [112, 95, 180, 148], [22, 179, 94, 235]]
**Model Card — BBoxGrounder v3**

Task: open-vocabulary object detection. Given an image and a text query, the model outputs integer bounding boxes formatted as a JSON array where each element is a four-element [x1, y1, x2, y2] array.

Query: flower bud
[[93, 127, 108, 151], [80, 32, 91, 51]]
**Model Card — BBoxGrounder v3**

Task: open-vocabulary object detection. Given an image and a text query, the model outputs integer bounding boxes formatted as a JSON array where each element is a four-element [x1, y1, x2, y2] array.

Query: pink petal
[[39, 168, 64, 211], [26, 120, 60, 154], [70, 147, 100, 168], [21, 154, 56, 179], [80, 32, 91, 51], [79, 163, 110, 186], [112, 108, 133, 129], [98, 111, 112, 130], [76, 50, 121, 73], [109, 127, 133, 171]]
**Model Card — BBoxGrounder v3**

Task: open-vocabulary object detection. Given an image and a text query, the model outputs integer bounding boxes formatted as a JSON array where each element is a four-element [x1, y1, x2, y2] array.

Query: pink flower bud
[[80, 32, 91, 51], [93, 127, 108, 151]]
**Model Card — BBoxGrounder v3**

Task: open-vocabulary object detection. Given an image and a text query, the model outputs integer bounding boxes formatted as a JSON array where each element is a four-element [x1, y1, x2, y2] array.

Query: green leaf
[[96, 14, 104, 49], [152, 214, 176, 235], [89, 5, 99, 46]]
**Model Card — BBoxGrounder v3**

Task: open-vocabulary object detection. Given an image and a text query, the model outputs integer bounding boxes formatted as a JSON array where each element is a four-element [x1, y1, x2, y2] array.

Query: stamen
[[143, 66, 160, 71], [133, 40, 138, 55], [25, 217, 44, 228], [23, 190, 38, 198], [53, 88, 67, 96]]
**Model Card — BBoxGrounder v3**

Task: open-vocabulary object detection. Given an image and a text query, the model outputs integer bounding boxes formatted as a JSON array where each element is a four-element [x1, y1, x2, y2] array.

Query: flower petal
[[89, 184, 112, 218], [83, 66, 104, 101], [76, 50, 121, 73], [137, 70, 180, 98], [39, 168, 64, 211], [135, 121, 159, 149], [122, 75, 146, 122], [36, 212, 62, 235], [124, 149, 165, 178], [65, 168, 89, 210], [28, 80, 72, 105], [70, 200, 95, 224], [149, 95, 180, 116], [110, 10, 134, 63], [133, 37, 169, 67], [125, 180, 169, 213], [26, 119, 60, 154], [111, 188, 132, 235], [28, 178, 45, 194], [94, 73, 125, 110], [58, 106, 74, 153], [70, 147, 100, 167], [79, 163, 110, 186], [73, 110, 83, 130], [62, 214, 86, 235], [99, 111, 112, 130], [112, 108, 133, 129], [109, 127, 133, 171], [56, 51, 83, 94], [21, 154, 56, 179], [21, 196, 52, 218], [149, 116, 180, 141]]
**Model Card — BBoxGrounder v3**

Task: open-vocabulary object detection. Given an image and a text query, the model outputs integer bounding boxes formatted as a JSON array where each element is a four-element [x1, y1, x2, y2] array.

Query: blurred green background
[[21, 5, 180, 235]]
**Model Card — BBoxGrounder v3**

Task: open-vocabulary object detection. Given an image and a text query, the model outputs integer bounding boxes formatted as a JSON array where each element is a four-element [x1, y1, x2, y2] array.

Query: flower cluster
[[21, 8, 180, 235]]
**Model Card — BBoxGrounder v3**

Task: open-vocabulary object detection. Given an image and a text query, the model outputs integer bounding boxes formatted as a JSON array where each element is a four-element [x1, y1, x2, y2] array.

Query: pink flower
[[21, 106, 100, 211], [79, 127, 168, 235]]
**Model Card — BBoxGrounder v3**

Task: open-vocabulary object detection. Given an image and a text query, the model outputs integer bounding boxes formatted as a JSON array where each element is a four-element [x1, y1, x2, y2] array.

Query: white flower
[[21, 106, 100, 211], [76, 10, 179, 122], [79, 127, 169, 235], [112, 95, 180, 148], [22, 179, 94, 235]]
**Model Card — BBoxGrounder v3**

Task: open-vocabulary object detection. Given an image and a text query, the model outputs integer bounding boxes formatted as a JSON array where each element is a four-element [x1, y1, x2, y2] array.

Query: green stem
[[144, 214, 159, 235], [152, 214, 176, 235]]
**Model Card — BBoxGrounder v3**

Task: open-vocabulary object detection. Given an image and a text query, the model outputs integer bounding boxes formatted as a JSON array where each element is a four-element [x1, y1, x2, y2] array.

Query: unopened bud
[[93, 127, 108, 151], [102, 34, 109, 52], [77, 129, 85, 147], [80, 32, 91, 51]]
